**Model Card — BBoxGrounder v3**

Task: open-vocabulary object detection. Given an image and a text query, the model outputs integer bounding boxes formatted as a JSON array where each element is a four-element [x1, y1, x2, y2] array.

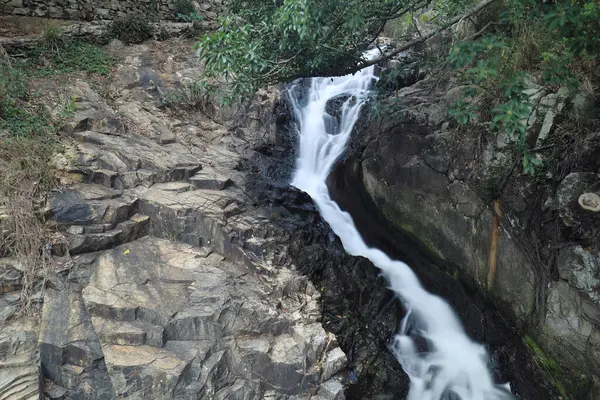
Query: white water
[[289, 52, 514, 400]]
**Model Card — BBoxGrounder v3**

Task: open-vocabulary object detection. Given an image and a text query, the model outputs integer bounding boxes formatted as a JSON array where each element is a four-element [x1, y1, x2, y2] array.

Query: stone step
[[102, 344, 192, 397], [187, 168, 233, 191], [89, 169, 119, 188], [91, 316, 165, 348], [68, 213, 150, 255], [151, 181, 194, 193], [52, 189, 137, 228]]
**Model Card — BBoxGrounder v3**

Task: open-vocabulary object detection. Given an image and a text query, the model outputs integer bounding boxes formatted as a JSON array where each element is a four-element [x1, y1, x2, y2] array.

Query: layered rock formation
[[0, 39, 349, 399]]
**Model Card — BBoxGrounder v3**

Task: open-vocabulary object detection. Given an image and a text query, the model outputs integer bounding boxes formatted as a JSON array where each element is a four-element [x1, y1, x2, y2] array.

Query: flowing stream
[[288, 52, 513, 400]]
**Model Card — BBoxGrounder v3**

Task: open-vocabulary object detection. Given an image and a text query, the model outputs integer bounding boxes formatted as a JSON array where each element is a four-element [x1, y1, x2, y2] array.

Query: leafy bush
[[447, 0, 600, 174], [108, 15, 154, 44], [195, 0, 440, 103]]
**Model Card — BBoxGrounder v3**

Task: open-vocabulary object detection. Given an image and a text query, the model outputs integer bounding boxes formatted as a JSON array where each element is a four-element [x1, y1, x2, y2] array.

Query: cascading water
[[288, 51, 514, 400]]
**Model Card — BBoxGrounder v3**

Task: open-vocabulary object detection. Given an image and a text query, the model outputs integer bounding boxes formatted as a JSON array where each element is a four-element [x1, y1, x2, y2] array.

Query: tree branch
[[353, 0, 497, 72]]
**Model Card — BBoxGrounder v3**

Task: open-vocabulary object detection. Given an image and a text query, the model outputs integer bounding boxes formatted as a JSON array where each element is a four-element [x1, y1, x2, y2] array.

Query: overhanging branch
[[352, 0, 497, 72]]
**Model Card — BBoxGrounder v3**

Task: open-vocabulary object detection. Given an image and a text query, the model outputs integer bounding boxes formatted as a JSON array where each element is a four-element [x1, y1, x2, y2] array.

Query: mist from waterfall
[[288, 52, 514, 400]]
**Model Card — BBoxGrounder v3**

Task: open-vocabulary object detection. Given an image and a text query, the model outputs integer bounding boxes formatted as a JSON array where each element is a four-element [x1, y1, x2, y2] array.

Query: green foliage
[[448, 99, 477, 125], [42, 25, 63, 51], [524, 335, 569, 399], [431, 0, 475, 24], [1, 102, 53, 138], [0, 60, 28, 112], [196, 0, 432, 104], [1, 40, 104, 138], [177, 11, 205, 22], [174, 0, 204, 22], [448, 0, 600, 174], [0, 61, 53, 138], [162, 81, 214, 109], [20, 41, 114, 77], [382, 13, 413, 40], [174, 0, 196, 16], [59, 95, 77, 119], [108, 15, 154, 44]]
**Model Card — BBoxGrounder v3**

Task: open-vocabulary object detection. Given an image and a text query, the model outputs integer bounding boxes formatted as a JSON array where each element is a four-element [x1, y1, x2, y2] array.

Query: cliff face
[[329, 66, 600, 398]]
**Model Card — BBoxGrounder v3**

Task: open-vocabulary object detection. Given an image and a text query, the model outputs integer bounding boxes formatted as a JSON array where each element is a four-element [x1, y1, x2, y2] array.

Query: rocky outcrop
[[35, 122, 348, 398], [0, 39, 350, 399], [331, 67, 600, 397]]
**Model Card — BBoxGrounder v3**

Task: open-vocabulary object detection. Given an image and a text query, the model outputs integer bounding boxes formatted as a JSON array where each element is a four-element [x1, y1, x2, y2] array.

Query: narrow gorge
[[1, 2, 600, 400]]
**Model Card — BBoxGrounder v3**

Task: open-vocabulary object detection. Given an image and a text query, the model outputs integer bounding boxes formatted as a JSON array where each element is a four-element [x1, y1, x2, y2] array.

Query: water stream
[[288, 53, 514, 400]]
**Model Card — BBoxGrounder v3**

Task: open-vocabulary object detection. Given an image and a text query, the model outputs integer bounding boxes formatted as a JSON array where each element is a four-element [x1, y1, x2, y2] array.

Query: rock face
[[330, 70, 600, 397], [0, 318, 42, 400], [35, 119, 347, 398], [0, 39, 349, 399]]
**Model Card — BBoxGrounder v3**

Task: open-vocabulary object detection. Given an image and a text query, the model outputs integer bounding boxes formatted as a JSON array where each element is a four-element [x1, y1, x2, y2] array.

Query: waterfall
[[288, 52, 514, 400]]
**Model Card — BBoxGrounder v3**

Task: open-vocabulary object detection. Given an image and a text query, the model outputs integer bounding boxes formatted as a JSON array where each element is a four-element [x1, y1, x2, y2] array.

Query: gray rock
[[321, 347, 347, 382], [39, 288, 113, 397], [318, 377, 345, 400], [558, 246, 600, 306], [0, 317, 42, 400], [542, 281, 600, 381], [555, 172, 598, 226], [74, 236, 340, 398], [188, 167, 233, 190]]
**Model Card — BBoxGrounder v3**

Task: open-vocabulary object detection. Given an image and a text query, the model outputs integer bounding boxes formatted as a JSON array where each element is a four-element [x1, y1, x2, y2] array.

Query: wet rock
[[325, 94, 354, 122]]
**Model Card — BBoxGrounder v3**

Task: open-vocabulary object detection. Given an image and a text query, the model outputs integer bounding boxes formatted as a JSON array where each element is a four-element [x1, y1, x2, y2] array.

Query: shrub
[[447, 0, 600, 174], [108, 15, 154, 44], [174, 0, 196, 16]]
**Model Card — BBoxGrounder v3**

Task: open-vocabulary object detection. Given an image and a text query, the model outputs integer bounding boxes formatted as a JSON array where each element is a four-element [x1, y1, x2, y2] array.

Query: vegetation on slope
[[0, 34, 113, 314]]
